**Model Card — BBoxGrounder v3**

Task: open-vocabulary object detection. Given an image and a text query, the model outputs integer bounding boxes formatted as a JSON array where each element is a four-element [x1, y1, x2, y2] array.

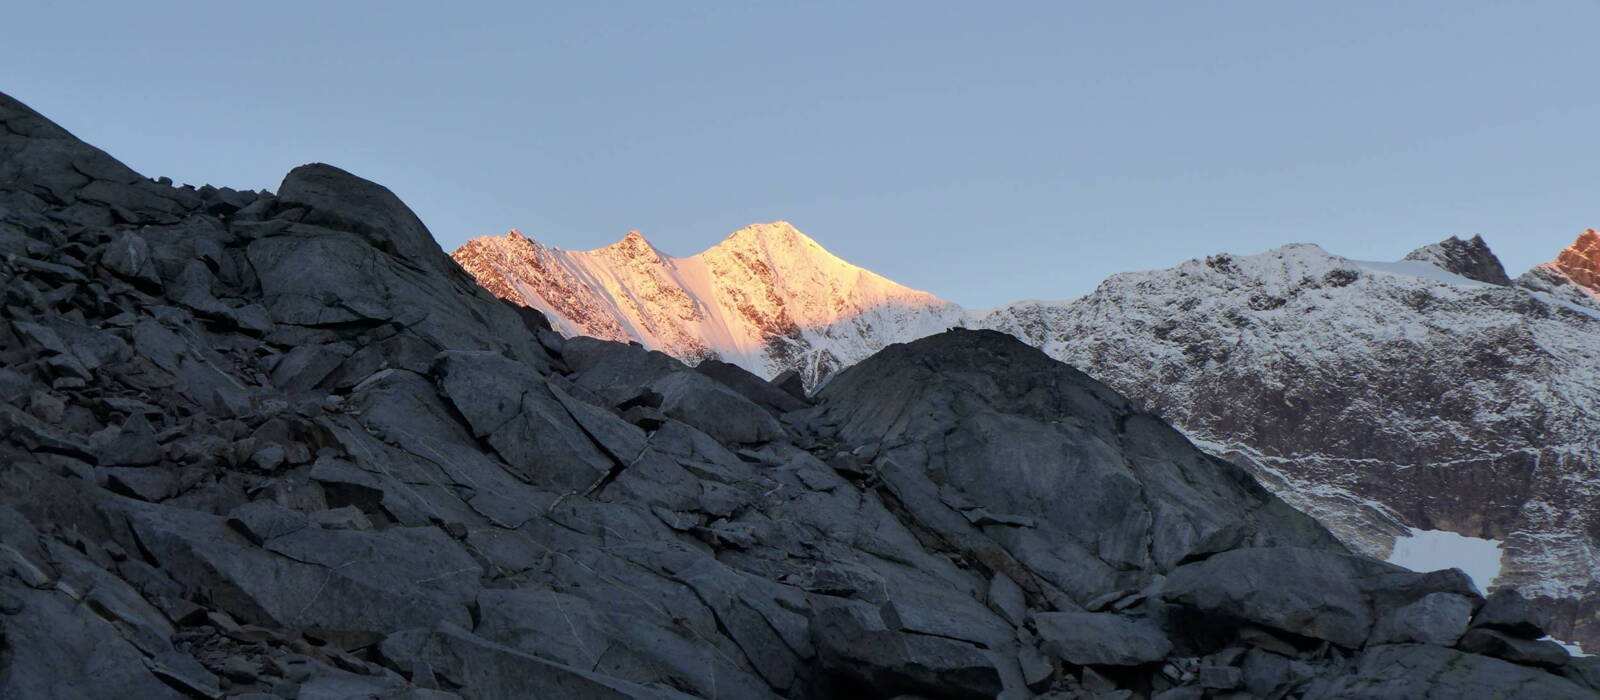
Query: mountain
[[459, 227, 1600, 651], [980, 238, 1600, 651], [452, 223, 965, 388], [1519, 229, 1600, 312], [12, 91, 1597, 698]]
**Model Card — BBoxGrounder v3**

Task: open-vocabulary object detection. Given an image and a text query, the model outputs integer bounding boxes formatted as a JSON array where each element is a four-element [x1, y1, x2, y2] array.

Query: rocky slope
[[452, 225, 965, 388], [1400, 233, 1513, 286], [6, 91, 1597, 698], [987, 240, 1600, 652], [462, 225, 1600, 652]]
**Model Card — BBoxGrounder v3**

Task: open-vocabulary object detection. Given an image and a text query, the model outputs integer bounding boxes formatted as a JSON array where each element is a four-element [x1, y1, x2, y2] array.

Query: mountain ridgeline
[[457, 227, 1600, 653], [2, 89, 1599, 698], [451, 223, 966, 388]]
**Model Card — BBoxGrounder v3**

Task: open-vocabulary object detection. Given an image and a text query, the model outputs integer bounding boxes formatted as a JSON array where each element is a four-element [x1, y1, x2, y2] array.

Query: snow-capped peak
[[1516, 229, 1600, 311], [451, 222, 965, 386], [592, 229, 666, 263], [715, 220, 810, 247]]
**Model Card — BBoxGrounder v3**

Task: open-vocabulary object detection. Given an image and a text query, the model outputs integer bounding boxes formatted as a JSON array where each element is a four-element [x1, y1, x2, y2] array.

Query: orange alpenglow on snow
[[450, 222, 964, 387], [1551, 229, 1600, 292]]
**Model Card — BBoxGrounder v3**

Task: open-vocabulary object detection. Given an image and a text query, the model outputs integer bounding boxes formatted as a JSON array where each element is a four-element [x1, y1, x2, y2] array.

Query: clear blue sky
[[7, 2, 1596, 306]]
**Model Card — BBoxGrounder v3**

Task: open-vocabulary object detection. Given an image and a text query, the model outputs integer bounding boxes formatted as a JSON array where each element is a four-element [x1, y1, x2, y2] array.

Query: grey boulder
[[1367, 592, 1474, 647], [1030, 611, 1173, 666]]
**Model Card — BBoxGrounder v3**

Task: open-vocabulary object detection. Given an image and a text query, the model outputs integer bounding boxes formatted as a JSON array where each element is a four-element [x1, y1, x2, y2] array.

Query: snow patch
[[1541, 635, 1590, 657], [1386, 528, 1503, 594], [1353, 259, 1498, 288]]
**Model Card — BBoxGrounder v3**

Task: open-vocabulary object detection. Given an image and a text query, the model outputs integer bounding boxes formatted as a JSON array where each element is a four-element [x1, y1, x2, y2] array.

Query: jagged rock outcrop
[[2, 91, 1596, 699], [1401, 234, 1513, 286], [1555, 230, 1600, 290], [1519, 229, 1600, 312]]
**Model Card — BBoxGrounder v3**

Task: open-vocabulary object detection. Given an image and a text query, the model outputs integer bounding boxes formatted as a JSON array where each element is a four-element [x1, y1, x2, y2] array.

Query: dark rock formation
[[1401, 234, 1514, 286], [1, 91, 1595, 699]]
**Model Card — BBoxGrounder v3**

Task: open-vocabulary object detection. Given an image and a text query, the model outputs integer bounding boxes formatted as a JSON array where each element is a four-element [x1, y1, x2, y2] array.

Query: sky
[[6, 1, 1597, 307]]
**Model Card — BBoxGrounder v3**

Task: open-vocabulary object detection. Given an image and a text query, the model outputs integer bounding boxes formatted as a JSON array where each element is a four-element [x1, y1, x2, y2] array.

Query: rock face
[[2, 91, 1596, 699], [1401, 234, 1513, 286], [1519, 229, 1600, 311], [1554, 230, 1600, 291]]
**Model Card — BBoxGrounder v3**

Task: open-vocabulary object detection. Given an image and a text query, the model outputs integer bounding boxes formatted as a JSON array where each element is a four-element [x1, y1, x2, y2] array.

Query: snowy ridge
[[972, 238, 1600, 648], [452, 222, 965, 386]]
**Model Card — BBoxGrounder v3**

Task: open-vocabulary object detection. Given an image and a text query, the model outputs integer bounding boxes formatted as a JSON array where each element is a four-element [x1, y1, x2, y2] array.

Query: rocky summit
[[2, 90, 1597, 700]]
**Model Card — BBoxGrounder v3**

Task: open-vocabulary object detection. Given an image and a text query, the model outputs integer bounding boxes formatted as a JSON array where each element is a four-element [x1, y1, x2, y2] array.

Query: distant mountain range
[[455, 224, 1600, 649], [452, 222, 966, 388]]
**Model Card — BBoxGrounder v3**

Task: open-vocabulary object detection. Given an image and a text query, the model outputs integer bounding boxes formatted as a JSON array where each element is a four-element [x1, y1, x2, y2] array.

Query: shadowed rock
[[1402, 234, 1513, 285]]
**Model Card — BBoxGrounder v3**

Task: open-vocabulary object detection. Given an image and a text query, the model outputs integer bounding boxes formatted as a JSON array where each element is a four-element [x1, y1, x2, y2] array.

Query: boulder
[[1239, 648, 1316, 698], [770, 369, 807, 402], [811, 604, 1002, 700], [1198, 665, 1242, 690], [1313, 644, 1594, 699], [378, 624, 694, 700], [1564, 656, 1600, 692], [99, 413, 162, 466], [1367, 592, 1474, 647], [433, 350, 615, 491], [1030, 611, 1172, 666], [1470, 589, 1550, 639], [1457, 628, 1571, 669], [275, 163, 459, 277], [270, 343, 350, 392], [1161, 547, 1376, 648], [694, 359, 808, 413], [649, 371, 784, 444], [563, 337, 685, 405], [819, 330, 1340, 582], [147, 651, 224, 699]]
